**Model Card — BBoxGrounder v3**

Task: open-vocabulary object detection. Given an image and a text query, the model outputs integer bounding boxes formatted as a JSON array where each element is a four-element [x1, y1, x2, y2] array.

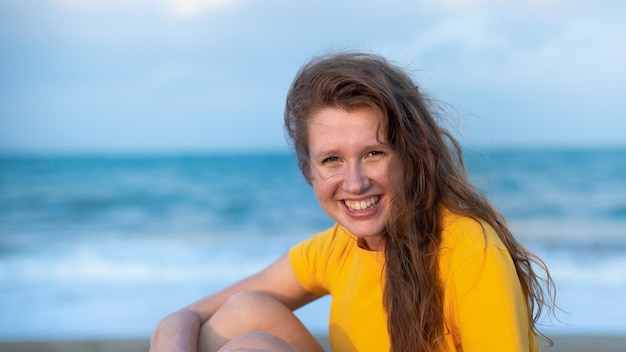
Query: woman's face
[[307, 106, 394, 251]]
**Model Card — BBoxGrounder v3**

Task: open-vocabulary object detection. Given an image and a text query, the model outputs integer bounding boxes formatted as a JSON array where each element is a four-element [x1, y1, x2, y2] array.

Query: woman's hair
[[284, 52, 555, 352]]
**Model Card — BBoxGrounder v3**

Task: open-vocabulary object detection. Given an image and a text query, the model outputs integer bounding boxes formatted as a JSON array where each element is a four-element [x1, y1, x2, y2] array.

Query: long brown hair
[[284, 52, 556, 352]]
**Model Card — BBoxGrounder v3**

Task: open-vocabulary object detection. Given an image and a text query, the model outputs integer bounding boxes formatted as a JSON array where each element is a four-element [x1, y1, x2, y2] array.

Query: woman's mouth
[[343, 195, 380, 211]]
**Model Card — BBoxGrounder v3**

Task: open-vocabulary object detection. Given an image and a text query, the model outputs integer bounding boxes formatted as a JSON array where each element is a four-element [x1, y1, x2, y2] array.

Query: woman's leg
[[216, 332, 299, 352], [198, 291, 324, 352]]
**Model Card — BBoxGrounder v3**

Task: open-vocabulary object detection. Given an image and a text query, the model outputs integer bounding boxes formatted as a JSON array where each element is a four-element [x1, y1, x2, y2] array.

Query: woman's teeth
[[344, 196, 380, 211]]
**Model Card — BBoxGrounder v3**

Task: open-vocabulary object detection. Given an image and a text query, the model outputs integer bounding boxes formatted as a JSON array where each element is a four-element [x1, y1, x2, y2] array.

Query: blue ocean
[[1, 149, 625, 340]]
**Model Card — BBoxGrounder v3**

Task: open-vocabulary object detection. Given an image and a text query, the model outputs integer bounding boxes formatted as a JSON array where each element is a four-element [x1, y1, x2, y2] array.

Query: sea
[[0, 148, 625, 340]]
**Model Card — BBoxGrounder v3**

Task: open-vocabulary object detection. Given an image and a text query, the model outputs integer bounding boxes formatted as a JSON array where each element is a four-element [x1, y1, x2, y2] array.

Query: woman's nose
[[342, 161, 371, 194]]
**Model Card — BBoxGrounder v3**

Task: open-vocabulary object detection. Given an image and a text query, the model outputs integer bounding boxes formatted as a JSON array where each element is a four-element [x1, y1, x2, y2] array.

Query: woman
[[151, 52, 555, 352]]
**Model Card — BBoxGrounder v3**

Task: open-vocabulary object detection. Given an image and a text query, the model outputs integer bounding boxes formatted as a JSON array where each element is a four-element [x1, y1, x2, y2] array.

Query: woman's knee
[[216, 291, 291, 325], [225, 290, 280, 311], [217, 332, 298, 352], [199, 291, 295, 351], [198, 291, 323, 352]]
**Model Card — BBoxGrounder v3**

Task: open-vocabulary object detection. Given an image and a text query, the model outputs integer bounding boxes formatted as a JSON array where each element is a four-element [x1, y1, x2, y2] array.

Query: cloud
[[403, 1, 625, 87], [1, 0, 624, 152], [51, 0, 242, 18], [169, 0, 242, 18], [436, 0, 587, 12], [51, 0, 142, 11], [388, 1, 626, 146]]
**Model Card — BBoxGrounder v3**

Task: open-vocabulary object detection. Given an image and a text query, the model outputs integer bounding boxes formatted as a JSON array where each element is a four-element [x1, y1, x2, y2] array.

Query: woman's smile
[[343, 195, 380, 212]]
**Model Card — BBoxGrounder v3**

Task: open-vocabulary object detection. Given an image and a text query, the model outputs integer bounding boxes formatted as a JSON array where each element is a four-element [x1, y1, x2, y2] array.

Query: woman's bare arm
[[150, 253, 319, 352]]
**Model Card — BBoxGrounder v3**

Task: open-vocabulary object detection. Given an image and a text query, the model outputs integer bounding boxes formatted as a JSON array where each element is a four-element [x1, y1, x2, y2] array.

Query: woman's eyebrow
[[312, 150, 340, 159]]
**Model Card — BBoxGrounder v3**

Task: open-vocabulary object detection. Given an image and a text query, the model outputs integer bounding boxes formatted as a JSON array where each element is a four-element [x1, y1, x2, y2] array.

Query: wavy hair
[[284, 52, 555, 352]]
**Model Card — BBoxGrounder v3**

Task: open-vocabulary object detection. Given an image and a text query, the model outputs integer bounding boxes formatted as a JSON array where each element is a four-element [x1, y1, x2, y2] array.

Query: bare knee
[[198, 291, 323, 352], [217, 332, 298, 352], [198, 291, 291, 351], [212, 291, 290, 328], [227, 291, 289, 313]]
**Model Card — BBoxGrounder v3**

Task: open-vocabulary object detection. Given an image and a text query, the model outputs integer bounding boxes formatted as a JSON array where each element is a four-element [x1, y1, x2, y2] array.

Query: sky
[[1, 0, 625, 154]]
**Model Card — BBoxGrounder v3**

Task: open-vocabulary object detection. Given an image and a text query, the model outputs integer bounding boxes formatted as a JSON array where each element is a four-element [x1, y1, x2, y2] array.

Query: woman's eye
[[369, 151, 385, 157], [323, 156, 340, 163]]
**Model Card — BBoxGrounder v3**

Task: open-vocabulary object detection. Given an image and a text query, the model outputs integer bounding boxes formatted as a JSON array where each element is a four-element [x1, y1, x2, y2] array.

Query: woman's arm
[[150, 253, 319, 352]]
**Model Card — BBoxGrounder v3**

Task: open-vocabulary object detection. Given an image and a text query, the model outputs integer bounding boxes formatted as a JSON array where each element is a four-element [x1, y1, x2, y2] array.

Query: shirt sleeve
[[288, 228, 335, 296]]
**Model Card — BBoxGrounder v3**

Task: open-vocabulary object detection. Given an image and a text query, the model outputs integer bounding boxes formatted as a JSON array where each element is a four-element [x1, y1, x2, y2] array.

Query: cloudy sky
[[1, 0, 624, 154]]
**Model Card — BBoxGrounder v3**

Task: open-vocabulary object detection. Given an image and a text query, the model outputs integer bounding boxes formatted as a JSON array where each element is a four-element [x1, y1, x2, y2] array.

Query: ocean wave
[[1, 150, 625, 337]]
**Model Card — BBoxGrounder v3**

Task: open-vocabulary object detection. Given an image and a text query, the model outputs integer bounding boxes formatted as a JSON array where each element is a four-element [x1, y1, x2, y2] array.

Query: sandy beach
[[1, 335, 625, 352]]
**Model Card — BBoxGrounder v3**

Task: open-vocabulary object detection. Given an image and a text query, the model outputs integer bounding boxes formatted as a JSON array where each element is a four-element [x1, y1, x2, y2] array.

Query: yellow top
[[289, 210, 539, 351]]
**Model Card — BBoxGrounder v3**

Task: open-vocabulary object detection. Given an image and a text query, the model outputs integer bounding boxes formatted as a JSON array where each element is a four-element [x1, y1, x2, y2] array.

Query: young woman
[[151, 52, 555, 352]]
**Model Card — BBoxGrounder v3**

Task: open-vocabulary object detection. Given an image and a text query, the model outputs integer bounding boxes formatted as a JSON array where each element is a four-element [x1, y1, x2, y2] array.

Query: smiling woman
[[150, 52, 557, 352]]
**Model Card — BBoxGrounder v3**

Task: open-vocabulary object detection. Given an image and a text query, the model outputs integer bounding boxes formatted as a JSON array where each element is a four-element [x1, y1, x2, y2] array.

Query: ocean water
[[0, 149, 625, 340]]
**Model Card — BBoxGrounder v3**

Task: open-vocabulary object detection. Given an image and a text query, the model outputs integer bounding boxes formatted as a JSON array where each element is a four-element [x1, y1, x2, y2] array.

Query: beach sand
[[1, 335, 625, 352]]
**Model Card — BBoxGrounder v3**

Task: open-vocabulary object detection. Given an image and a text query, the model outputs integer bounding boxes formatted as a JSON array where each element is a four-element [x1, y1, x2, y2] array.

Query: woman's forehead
[[306, 107, 389, 153]]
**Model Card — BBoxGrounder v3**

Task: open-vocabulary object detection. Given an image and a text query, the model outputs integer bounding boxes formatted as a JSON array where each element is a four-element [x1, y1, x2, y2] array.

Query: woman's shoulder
[[292, 223, 358, 258], [289, 224, 360, 293], [440, 208, 506, 253], [438, 208, 514, 280]]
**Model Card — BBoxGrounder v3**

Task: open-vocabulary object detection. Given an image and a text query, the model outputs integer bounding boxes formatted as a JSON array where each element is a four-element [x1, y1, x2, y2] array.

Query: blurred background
[[1, 0, 625, 342]]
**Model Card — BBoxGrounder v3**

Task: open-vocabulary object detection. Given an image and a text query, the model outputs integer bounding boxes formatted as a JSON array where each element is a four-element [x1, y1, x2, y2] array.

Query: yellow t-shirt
[[289, 210, 539, 351]]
